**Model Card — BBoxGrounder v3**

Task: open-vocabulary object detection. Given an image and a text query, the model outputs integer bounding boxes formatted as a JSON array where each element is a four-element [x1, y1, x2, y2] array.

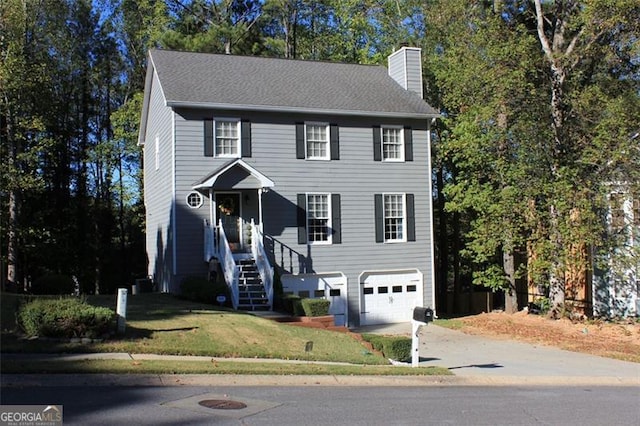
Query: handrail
[[218, 219, 239, 309], [251, 218, 274, 309], [263, 234, 307, 274]]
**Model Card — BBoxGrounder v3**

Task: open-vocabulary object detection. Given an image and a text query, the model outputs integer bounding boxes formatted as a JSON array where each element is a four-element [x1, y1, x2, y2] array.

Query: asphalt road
[[1, 384, 638, 425]]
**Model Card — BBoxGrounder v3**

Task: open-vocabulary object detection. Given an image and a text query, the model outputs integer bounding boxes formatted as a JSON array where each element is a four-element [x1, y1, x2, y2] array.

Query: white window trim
[[306, 192, 332, 245], [305, 122, 330, 161], [383, 193, 407, 243], [214, 117, 241, 158], [381, 125, 404, 162], [186, 191, 203, 209]]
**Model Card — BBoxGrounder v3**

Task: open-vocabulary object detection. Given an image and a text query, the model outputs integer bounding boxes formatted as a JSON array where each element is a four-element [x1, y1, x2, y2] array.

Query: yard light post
[[116, 288, 128, 334]]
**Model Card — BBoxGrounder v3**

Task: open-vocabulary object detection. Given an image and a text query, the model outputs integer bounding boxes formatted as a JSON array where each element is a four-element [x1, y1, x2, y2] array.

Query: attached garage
[[359, 269, 424, 326], [281, 272, 348, 326]]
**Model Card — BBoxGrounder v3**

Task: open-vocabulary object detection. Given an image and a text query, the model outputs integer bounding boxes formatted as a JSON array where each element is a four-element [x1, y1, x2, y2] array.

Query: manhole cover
[[198, 399, 247, 410]]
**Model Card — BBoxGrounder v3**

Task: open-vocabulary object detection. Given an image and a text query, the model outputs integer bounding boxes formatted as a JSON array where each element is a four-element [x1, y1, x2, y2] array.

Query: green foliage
[[300, 298, 330, 317], [426, 0, 640, 311], [361, 334, 412, 362], [18, 297, 115, 338], [179, 276, 229, 305], [280, 294, 302, 315], [31, 274, 75, 295]]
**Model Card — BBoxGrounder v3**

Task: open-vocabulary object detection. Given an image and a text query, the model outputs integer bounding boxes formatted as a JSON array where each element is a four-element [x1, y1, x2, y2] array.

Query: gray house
[[138, 47, 439, 326]]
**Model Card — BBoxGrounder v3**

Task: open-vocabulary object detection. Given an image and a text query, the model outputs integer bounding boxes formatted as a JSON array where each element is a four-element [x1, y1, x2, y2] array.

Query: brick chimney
[[387, 46, 423, 99]]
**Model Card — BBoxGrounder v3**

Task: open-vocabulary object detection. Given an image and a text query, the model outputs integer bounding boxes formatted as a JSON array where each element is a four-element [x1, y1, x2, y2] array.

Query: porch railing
[[250, 219, 274, 308], [217, 219, 240, 309]]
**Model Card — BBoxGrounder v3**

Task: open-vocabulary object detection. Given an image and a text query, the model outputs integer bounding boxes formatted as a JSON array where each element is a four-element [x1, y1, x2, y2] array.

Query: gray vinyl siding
[[388, 53, 406, 90], [170, 108, 434, 322], [143, 70, 175, 292], [388, 48, 423, 98]]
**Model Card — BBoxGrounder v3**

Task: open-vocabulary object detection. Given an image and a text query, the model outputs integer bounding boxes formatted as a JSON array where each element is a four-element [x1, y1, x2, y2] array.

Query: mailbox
[[413, 307, 434, 323]]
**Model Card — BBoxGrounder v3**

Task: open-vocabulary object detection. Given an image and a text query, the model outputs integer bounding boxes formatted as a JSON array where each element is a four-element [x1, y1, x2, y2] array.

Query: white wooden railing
[[250, 219, 274, 309], [217, 219, 240, 309]]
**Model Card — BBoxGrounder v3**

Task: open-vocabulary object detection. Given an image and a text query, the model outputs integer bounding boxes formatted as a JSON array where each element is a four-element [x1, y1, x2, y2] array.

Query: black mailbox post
[[413, 307, 434, 324]]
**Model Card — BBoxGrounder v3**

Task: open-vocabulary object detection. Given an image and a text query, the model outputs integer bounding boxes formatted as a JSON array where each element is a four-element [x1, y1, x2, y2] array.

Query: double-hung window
[[383, 194, 406, 242], [215, 119, 240, 157], [307, 193, 331, 244], [610, 193, 625, 231], [296, 122, 339, 160], [382, 126, 404, 161], [373, 125, 412, 162], [306, 123, 329, 160]]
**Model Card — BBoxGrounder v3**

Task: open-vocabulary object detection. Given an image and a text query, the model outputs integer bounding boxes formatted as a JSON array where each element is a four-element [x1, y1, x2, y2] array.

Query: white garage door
[[359, 269, 423, 326], [281, 273, 347, 326]]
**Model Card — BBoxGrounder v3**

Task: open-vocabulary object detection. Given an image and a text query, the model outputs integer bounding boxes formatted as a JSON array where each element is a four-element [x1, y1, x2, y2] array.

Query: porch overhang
[[192, 159, 275, 191]]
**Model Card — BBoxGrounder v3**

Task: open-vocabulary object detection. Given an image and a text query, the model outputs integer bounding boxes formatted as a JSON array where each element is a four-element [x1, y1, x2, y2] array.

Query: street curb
[[2, 373, 638, 388]]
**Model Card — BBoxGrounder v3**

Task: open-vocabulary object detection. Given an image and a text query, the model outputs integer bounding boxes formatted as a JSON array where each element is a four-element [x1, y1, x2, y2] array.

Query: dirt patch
[[453, 311, 640, 363]]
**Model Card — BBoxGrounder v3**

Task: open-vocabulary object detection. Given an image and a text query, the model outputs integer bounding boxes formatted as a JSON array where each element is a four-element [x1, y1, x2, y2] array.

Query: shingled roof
[[146, 49, 439, 119]]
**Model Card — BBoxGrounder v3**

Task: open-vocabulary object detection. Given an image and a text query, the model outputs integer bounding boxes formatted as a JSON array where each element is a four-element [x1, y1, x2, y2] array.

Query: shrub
[[18, 298, 115, 338], [361, 334, 412, 362], [179, 276, 227, 305], [31, 274, 75, 295], [280, 294, 302, 315], [384, 337, 412, 362], [300, 298, 330, 317], [361, 333, 385, 352]]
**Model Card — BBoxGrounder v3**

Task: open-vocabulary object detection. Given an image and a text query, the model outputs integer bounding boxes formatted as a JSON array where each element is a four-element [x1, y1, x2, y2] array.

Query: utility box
[[413, 307, 434, 324]]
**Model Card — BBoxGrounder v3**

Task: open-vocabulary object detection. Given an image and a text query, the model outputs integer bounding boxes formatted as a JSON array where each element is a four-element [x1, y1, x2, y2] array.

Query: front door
[[217, 193, 242, 251]]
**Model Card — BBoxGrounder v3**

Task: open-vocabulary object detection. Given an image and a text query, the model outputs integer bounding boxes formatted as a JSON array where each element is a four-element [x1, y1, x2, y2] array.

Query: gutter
[[166, 100, 439, 120]]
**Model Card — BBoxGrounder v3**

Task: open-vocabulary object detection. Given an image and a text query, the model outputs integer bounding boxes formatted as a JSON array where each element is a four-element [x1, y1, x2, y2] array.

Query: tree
[[424, 0, 639, 316], [1, 0, 56, 290], [423, 0, 544, 313], [160, 0, 263, 55], [531, 0, 640, 315]]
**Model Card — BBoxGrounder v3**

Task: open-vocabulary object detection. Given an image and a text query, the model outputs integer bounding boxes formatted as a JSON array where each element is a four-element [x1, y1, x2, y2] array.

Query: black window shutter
[[330, 124, 339, 160], [374, 194, 384, 242], [296, 123, 305, 159], [241, 120, 251, 157], [406, 193, 416, 241], [204, 119, 214, 157], [297, 193, 307, 244], [404, 127, 413, 161], [331, 193, 341, 244], [373, 126, 382, 161]]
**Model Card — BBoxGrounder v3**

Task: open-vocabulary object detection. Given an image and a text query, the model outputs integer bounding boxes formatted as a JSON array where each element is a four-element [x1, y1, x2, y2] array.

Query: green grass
[[1, 293, 388, 365], [0, 359, 450, 375], [433, 318, 465, 330]]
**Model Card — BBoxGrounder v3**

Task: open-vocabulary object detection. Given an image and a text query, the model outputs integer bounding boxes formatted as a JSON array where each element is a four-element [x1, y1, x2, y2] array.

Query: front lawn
[[1, 293, 387, 365]]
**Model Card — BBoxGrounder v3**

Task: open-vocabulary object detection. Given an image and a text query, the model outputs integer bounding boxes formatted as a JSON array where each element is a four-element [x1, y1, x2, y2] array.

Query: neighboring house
[[593, 186, 640, 317], [138, 47, 439, 326]]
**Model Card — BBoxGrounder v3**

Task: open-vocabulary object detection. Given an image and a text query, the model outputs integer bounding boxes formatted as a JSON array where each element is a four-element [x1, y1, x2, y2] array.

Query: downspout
[[428, 117, 437, 317], [171, 111, 177, 278]]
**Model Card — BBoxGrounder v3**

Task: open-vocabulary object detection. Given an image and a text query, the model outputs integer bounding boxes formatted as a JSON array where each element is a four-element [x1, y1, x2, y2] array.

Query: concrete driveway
[[353, 322, 640, 384]]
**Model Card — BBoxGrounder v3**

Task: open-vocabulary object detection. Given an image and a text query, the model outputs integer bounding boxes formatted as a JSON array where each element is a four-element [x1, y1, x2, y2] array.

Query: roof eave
[[193, 158, 275, 190], [166, 100, 439, 120]]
